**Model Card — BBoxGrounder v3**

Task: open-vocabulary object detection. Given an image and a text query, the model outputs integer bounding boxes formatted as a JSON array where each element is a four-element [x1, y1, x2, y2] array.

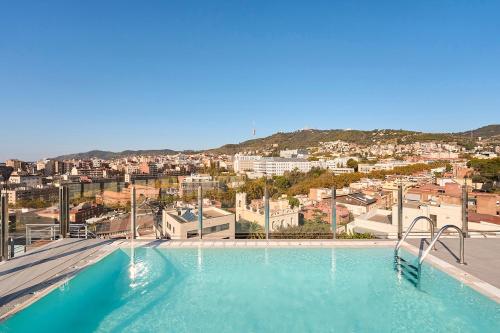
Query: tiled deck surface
[[0, 238, 116, 320], [408, 238, 500, 289]]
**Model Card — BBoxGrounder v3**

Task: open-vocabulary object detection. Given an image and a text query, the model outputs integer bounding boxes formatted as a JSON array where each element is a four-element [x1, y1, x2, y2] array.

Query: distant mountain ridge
[[455, 124, 500, 139], [54, 124, 499, 160], [208, 124, 500, 155], [54, 149, 184, 160]]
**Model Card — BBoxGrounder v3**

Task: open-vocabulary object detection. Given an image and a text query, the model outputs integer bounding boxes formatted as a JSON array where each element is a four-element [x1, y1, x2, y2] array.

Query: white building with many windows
[[233, 154, 262, 173], [234, 154, 356, 176]]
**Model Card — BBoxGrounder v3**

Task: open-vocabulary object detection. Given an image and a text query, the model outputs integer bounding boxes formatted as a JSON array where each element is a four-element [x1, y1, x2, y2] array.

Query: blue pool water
[[1, 247, 499, 332]]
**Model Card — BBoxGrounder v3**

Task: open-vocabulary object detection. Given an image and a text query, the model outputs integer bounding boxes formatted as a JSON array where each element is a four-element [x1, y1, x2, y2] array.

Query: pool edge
[[0, 241, 120, 322], [401, 243, 500, 304]]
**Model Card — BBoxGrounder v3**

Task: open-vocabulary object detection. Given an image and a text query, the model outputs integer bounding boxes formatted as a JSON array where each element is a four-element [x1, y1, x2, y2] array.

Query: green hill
[[54, 149, 181, 160], [455, 124, 500, 139], [54, 124, 498, 159], [208, 128, 466, 155]]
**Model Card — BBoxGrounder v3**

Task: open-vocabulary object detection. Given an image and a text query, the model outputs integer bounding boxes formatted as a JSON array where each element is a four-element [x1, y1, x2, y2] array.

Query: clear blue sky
[[1, 0, 499, 161]]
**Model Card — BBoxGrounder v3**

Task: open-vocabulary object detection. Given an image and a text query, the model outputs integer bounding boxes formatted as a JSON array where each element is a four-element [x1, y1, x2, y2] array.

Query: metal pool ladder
[[418, 225, 465, 266], [394, 216, 435, 287], [394, 216, 436, 257], [394, 220, 466, 287]]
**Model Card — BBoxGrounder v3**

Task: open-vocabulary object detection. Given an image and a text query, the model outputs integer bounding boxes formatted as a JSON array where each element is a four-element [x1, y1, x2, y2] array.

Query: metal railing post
[[59, 186, 64, 238], [462, 181, 469, 238], [131, 186, 136, 240], [0, 191, 8, 261], [198, 185, 203, 239], [264, 187, 270, 240], [331, 186, 337, 239], [59, 186, 69, 239], [397, 184, 403, 240], [65, 186, 70, 236], [9, 236, 14, 259]]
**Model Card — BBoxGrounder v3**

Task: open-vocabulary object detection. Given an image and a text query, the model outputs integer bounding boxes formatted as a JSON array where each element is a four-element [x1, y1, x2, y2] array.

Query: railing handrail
[[395, 216, 435, 253], [25, 223, 59, 227], [419, 224, 465, 265]]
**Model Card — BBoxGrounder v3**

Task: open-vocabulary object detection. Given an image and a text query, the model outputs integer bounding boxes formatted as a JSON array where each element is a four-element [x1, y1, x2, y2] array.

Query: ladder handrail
[[419, 225, 465, 265], [395, 216, 435, 254]]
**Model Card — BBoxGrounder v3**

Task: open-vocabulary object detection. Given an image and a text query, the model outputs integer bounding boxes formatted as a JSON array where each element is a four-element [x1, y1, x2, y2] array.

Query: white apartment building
[[279, 149, 309, 159], [253, 158, 311, 175], [330, 168, 355, 175], [233, 154, 262, 173], [125, 164, 140, 174], [162, 207, 235, 239], [8, 174, 43, 187], [358, 161, 410, 173], [326, 157, 359, 168], [234, 154, 356, 176], [178, 174, 219, 196]]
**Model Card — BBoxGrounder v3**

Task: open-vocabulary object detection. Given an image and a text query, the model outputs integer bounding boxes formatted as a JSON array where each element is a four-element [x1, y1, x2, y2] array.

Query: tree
[[288, 197, 300, 208], [274, 176, 291, 191], [311, 209, 327, 224], [467, 158, 500, 192], [346, 158, 358, 171]]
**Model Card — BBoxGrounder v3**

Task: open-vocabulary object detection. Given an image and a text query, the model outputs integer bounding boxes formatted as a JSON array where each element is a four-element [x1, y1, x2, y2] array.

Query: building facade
[[162, 207, 235, 239], [178, 174, 220, 197], [235, 192, 300, 231]]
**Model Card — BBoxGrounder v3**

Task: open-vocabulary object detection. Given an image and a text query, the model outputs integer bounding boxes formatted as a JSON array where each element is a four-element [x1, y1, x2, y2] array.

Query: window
[[187, 223, 230, 237]]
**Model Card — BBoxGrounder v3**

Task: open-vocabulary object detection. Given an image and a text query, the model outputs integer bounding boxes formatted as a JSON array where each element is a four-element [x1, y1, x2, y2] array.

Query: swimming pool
[[1, 247, 499, 332]]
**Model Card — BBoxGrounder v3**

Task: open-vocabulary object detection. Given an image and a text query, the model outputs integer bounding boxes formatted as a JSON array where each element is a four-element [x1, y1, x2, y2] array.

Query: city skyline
[[2, 123, 498, 161], [1, 1, 500, 160]]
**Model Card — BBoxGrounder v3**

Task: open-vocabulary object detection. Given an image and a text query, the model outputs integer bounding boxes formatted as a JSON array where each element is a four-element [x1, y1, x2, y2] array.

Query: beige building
[[8, 174, 42, 187], [235, 192, 300, 231], [349, 202, 500, 238], [162, 207, 235, 239], [178, 174, 219, 197], [391, 202, 461, 231], [5, 187, 59, 205]]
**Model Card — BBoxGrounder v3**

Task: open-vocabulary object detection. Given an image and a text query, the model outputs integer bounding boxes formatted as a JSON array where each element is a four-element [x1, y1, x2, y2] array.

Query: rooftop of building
[[166, 207, 233, 224]]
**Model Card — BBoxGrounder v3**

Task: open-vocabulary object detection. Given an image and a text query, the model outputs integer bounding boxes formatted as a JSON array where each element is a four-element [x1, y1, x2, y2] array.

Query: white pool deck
[[0, 238, 499, 321]]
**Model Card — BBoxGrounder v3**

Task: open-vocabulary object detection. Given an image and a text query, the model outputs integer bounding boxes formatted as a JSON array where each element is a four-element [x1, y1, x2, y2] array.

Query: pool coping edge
[[401, 243, 500, 303], [0, 240, 122, 322]]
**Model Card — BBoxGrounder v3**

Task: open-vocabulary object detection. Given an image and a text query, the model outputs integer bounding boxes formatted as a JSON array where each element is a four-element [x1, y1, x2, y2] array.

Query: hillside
[[208, 128, 468, 155], [54, 149, 181, 160], [53, 124, 497, 160], [455, 124, 500, 139]]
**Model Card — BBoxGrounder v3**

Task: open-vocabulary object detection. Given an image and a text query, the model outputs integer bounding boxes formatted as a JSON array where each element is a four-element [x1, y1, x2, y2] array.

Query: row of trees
[[121, 160, 448, 209], [235, 219, 373, 239], [467, 157, 500, 192], [14, 199, 55, 209]]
